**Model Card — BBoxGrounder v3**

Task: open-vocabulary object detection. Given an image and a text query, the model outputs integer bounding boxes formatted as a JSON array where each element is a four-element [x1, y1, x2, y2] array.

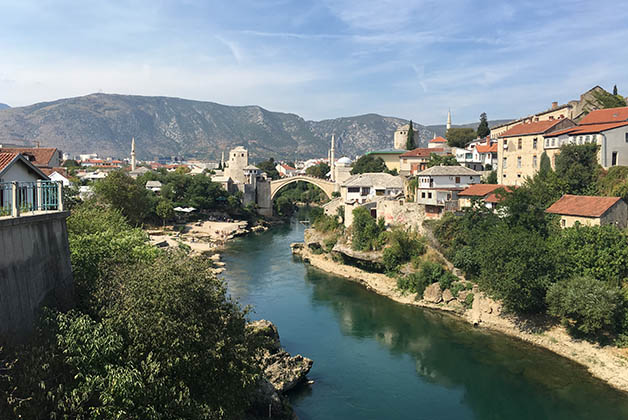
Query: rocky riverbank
[[247, 320, 314, 419], [291, 241, 628, 394]]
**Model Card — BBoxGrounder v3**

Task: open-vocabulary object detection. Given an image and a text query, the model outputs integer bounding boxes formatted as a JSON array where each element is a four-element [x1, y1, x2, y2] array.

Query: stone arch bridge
[[257, 175, 336, 216]]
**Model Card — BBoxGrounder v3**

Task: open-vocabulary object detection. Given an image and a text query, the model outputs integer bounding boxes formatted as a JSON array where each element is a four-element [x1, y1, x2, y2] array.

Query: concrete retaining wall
[[0, 212, 73, 341]]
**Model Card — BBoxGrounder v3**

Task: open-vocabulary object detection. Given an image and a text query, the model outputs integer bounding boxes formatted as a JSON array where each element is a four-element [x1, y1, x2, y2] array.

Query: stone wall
[[376, 199, 426, 233], [0, 212, 73, 341]]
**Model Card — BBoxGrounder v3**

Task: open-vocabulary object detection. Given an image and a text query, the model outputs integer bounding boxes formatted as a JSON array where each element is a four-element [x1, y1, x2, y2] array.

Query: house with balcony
[[340, 173, 404, 204], [415, 165, 481, 218], [399, 147, 446, 176]]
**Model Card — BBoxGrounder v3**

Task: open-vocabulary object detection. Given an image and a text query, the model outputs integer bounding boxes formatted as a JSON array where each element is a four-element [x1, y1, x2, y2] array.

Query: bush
[[546, 276, 623, 337], [323, 236, 338, 252], [351, 207, 382, 251], [439, 271, 456, 291], [397, 272, 431, 298], [464, 292, 475, 309], [382, 229, 426, 272], [313, 213, 340, 233]]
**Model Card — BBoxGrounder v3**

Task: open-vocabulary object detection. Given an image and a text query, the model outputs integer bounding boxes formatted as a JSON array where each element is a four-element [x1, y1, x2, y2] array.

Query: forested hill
[[0, 93, 437, 160]]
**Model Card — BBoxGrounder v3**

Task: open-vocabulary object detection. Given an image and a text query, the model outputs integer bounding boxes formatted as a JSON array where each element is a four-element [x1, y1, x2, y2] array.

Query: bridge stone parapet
[[257, 176, 336, 216]]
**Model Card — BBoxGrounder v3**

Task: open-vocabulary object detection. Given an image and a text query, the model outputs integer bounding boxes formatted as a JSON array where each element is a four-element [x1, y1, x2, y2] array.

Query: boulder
[[457, 290, 470, 304], [248, 319, 281, 352], [442, 288, 455, 303], [263, 352, 314, 393], [423, 283, 443, 303]]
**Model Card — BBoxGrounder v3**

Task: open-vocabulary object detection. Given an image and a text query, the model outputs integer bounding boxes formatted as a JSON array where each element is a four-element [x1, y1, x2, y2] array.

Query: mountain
[[0, 93, 438, 160], [0, 103, 10, 110], [425, 119, 512, 138]]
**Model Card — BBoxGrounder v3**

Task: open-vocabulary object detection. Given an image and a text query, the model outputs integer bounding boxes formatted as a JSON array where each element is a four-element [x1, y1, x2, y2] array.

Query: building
[[497, 118, 575, 185], [452, 137, 498, 171], [428, 136, 449, 150], [145, 180, 162, 192], [48, 170, 71, 187], [364, 149, 404, 172], [545, 195, 627, 229], [333, 157, 353, 186], [0, 152, 56, 216], [543, 106, 628, 168], [415, 165, 481, 218], [475, 140, 498, 170], [340, 172, 404, 204], [276, 163, 297, 177], [394, 123, 419, 150], [399, 148, 445, 176], [0, 147, 63, 169], [458, 184, 512, 209], [224, 146, 249, 184]]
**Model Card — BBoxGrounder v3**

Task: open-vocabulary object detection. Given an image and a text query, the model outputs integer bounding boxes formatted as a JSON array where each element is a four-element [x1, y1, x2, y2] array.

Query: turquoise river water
[[221, 217, 628, 420]]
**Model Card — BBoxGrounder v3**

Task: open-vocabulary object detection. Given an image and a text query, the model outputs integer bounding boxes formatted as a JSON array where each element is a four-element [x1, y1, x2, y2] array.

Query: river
[[221, 216, 628, 420]]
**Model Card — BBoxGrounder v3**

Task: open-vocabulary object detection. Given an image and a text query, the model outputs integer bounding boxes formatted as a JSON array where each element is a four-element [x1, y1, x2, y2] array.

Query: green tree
[[256, 158, 280, 180], [613, 85, 618, 95], [406, 121, 416, 150], [554, 143, 600, 194], [350, 155, 388, 175], [484, 170, 497, 184], [351, 206, 381, 251], [274, 195, 294, 217], [156, 199, 174, 227], [427, 153, 459, 168], [477, 112, 490, 138], [306, 162, 330, 179], [92, 170, 153, 226], [546, 276, 623, 336], [62, 159, 79, 168], [446, 127, 476, 148], [539, 151, 552, 175]]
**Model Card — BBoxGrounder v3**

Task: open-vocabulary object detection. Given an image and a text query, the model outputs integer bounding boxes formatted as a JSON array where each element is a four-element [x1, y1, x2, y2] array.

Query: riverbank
[[292, 242, 628, 394]]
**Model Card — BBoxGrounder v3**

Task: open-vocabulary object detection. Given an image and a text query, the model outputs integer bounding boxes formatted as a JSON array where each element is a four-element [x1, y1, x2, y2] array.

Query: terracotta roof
[[499, 119, 567, 137], [0, 153, 19, 173], [281, 164, 296, 170], [547, 121, 628, 137], [459, 184, 510, 197], [579, 107, 628, 125], [475, 143, 498, 153], [417, 165, 480, 176], [485, 190, 512, 203], [40, 167, 68, 177], [429, 136, 448, 143], [0, 147, 57, 167], [545, 194, 623, 217], [400, 147, 444, 158]]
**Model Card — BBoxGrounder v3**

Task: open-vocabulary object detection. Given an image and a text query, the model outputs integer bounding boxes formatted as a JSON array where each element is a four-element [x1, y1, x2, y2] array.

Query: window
[[545, 138, 549, 148], [421, 192, 426, 198], [518, 138, 522, 150], [502, 157, 507, 169], [533, 138, 537, 149], [455, 176, 460, 183], [551, 138, 555, 147], [361, 187, 370, 196], [612, 152, 618, 166], [428, 192, 432, 199], [578, 137, 582, 145], [561, 219, 566, 228], [348, 187, 360, 193], [533, 155, 537, 168], [625, 133, 628, 143], [375, 189, 385, 196], [517, 157, 521, 168]]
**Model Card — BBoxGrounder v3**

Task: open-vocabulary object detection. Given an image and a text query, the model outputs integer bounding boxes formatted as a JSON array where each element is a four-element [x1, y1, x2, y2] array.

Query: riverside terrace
[[0, 180, 64, 218]]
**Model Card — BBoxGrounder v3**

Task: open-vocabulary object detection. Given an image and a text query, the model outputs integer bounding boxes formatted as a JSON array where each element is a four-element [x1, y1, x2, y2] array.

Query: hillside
[[0, 103, 9, 110], [0, 94, 437, 160]]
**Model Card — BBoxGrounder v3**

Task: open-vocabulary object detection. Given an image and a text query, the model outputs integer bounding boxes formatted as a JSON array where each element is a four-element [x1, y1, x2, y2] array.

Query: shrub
[[438, 271, 456, 291], [382, 229, 426, 272], [323, 236, 338, 252], [546, 276, 623, 337], [351, 207, 382, 251], [313, 213, 340, 233], [450, 282, 465, 298], [464, 292, 475, 309], [397, 272, 431, 298]]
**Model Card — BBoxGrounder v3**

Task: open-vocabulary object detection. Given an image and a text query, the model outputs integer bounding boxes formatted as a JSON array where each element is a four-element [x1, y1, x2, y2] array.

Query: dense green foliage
[[350, 155, 388, 175], [406, 121, 416, 150], [256, 158, 280, 180], [446, 127, 476, 148], [305, 162, 330, 179], [273, 181, 329, 217], [587, 89, 627, 110], [382, 229, 426, 272], [427, 153, 459, 168], [351, 207, 385, 251], [396, 261, 456, 298], [1, 204, 262, 418], [477, 113, 490, 138], [554, 143, 600, 194], [92, 170, 153, 225]]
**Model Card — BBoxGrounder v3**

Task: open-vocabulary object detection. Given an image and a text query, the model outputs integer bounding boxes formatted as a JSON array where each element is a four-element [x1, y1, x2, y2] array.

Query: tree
[[484, 170, 497, 184], [613, 85, 618, 95], [554, 143, 600, 194], [256, 158, 280, 180], [62, 159, 79, 168], [427, 153, 459, 168], [446, 127, 476, 148], [351, 206, 382, 251], [350, 155, 388, 175], [92, 170, 152, 226], [539, 151, 552, 176], [406, 120, 416, 150], [156, 199, 174, 227], [306, 162, 330, 179], [477, 112, 490, 139]]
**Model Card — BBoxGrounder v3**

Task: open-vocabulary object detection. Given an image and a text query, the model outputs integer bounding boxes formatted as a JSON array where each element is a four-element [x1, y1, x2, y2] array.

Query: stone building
[[225, 146, 249, 184], [545, 195, 627, 229], [415, 165, 481, 218], [393, 123, 419, 150]]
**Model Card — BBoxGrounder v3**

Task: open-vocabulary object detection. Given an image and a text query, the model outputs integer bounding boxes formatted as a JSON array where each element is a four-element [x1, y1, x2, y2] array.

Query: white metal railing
[[0, 181, 64, 218]]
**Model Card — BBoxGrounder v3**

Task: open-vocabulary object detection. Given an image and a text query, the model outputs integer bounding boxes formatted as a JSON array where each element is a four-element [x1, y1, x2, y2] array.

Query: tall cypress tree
[[477, 112, 490, 138], [613, 85, 618, 95], [406, 120, 416, 150]]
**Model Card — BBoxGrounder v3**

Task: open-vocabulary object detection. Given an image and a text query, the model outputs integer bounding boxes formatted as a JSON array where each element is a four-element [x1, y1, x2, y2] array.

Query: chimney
[[552, 101, 558, 109]]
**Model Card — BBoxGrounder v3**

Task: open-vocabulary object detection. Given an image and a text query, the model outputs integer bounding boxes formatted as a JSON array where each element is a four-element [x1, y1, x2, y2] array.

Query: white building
[[415, 165, 481, 218], [340, 173, 404, 204], [145, 180, 162, 192], [276, 163, 297, 177], [452, 137, 498, 171], [49, 171, 71, 186]]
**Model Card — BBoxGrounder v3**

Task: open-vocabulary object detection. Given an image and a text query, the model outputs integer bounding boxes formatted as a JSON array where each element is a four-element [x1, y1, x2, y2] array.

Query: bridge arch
[[269, 176, 335, 201]]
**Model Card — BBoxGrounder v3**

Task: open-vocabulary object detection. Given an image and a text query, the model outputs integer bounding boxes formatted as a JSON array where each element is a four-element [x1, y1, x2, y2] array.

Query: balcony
[[0, 181, 64, 219]]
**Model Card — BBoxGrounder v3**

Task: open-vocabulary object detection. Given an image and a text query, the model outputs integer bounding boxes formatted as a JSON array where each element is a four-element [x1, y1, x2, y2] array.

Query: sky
[[1, 0, 627, 125]]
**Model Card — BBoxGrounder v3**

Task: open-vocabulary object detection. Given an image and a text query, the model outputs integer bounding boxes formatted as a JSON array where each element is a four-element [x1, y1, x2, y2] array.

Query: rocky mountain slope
[[0, 103, 9, 110], [0, 94, 438, 160]]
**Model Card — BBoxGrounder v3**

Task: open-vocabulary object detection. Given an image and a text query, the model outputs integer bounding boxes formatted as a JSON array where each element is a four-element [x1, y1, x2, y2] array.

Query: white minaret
[[330, 134, 336, 182], [446, 109, 452, 131], [221, 151, 225, 169], [131, 137, 136, 171]]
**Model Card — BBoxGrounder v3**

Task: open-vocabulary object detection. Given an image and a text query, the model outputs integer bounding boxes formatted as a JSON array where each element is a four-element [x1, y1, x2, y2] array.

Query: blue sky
[[1, 0, 627, 124]]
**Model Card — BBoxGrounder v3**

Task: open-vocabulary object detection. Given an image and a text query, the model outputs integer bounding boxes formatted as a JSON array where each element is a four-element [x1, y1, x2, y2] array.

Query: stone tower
[[446, 109, 452, 131], [131, 137, 136, 171], [226, 146, 248, 184]]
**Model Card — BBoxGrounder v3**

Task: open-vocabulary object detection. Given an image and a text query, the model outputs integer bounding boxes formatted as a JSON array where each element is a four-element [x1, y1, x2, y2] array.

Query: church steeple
[[446, 109, 452, 131], [131, 137, 136, 171]]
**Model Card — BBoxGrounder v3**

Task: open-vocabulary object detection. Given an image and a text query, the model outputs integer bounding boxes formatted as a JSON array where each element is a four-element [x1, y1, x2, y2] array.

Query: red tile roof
[[548, 121, 628, 137], [499, 119, 568, 137], [0, 147, 57, 167], [485, 190, 512, 204], [579, 106, 628, 125], [545, 194, 623, 217], [281, 164, 296, 170], [0, 153, 18, 173], [400, 147, 444, 158], [459, 184, 511, 197], [429, 136, 448, 143], [475, 143, 498, 153]]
